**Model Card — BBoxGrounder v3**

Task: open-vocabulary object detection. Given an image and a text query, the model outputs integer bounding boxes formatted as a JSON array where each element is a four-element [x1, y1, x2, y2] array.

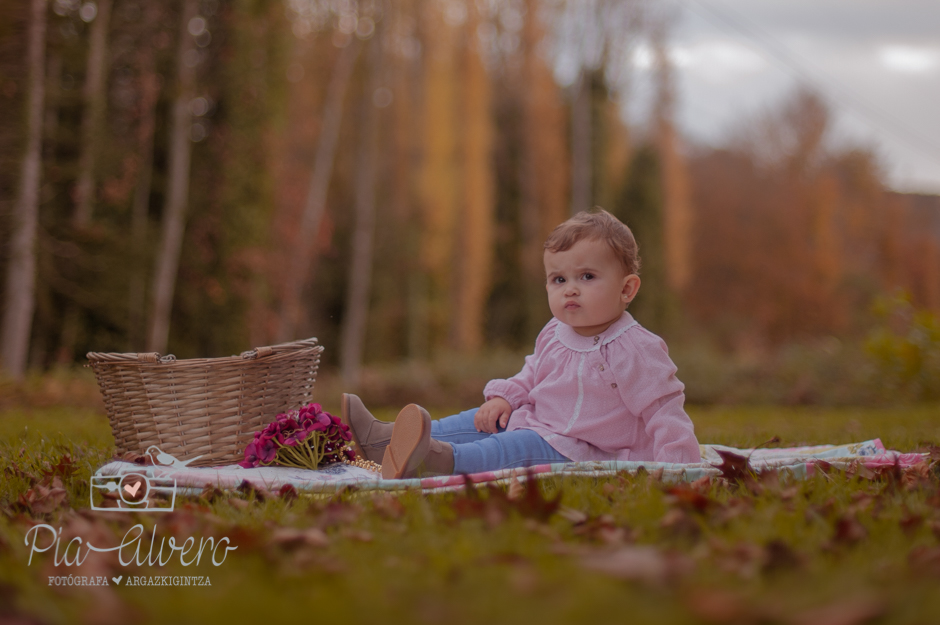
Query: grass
[[2, 401, 940, 625]]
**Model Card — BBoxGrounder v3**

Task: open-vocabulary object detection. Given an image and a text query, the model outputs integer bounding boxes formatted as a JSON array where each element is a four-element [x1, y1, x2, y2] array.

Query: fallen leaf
[[659, 508, 701, 539], [199, 485, 225, 503], [236, 480, 271, 501], [712, 497, 753, 526], [557, 507, 589, 524], [763, 539, 803, 573], [340, 528, 373, 542], [371, 495, 405, 519], [601, 482, 619, 498], [3, 462, 38, 484], [788, 597, 886, 625], [710, 540, 765, 579], [909, 545, 940, 576], [713, 449, 753, 484], [581, 546, 691, 585], [317, 500, 363, 528], [832, 513, 867, 546], [510, 471, 562, 522], [665, 483, 713, 513], [14, 476, 69, 516], [685, 588, 758, 624], [899, 511, 923, 535], [507, 563, 539, 595], [42, 454, 78, 480], [227, 497, 250, 511], [269, 527, 330, 549], [278, 484, 299, 502]]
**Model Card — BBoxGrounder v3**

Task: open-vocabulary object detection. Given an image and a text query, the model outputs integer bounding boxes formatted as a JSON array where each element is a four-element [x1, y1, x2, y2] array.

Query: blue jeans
[[430, 408, 570, 474]]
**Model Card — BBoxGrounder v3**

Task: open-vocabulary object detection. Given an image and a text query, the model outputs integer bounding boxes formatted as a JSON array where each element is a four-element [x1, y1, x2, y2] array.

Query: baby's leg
[[451, 429, 569, 474], [430, 408, 504, 445]]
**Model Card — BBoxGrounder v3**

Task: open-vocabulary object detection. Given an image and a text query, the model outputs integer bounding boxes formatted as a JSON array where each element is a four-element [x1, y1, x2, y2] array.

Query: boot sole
[[381, 405, 430, 480], [339, 394, 367, 460]]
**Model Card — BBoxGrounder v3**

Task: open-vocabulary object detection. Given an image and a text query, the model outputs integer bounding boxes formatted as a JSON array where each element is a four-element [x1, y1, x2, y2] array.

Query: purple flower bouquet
[[239, 403, 356, 470]]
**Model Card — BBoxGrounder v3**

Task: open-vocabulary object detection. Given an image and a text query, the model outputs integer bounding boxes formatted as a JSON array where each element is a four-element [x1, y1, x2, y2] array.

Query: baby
[[341, 209, 701, 479]]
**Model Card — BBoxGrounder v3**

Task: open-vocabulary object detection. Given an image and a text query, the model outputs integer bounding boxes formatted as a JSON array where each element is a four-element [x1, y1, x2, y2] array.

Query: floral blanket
[[93, 439, 926, 496]]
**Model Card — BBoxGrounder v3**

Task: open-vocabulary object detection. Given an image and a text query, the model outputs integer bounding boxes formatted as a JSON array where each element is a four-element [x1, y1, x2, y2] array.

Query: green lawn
[[1, 403, 939, 624]]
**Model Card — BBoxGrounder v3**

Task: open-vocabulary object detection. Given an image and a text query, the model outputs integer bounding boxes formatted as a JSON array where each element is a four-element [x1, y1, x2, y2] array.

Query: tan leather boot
[[381, 404, 432, 479], [416, 438, 454, 477], [341, 394, 393, 464]]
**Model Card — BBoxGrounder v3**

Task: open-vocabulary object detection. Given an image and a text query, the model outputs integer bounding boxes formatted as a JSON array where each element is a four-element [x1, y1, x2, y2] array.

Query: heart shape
[[112, 576, 122, 585], [123, 482, 141, 497]]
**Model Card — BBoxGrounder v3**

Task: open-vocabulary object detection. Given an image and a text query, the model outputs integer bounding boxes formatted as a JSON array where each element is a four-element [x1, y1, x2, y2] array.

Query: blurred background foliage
[[1, 0, 938, 406]]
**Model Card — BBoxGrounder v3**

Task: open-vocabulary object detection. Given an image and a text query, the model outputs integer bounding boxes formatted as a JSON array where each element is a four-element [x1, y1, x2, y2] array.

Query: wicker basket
[[86, 338, 324, 467]]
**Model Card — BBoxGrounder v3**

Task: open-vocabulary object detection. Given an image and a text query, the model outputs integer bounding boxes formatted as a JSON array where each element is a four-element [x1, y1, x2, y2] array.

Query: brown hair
[[543, 208, 641, 275]]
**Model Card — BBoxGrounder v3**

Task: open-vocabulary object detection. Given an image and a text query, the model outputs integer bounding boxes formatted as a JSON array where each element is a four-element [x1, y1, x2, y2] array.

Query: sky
[[644, 0, 940, 194]]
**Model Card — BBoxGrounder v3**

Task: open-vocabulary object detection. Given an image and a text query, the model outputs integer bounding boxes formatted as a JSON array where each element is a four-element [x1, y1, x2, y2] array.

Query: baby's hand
[[474, 397, 512, 434]]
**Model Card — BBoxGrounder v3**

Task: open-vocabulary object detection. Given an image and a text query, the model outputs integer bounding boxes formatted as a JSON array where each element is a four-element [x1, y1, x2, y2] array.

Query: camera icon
[[89, 472, 177, 512]]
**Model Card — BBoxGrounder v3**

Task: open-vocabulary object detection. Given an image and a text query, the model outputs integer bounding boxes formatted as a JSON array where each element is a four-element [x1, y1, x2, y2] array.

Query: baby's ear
[[621, 274, 641, 304]]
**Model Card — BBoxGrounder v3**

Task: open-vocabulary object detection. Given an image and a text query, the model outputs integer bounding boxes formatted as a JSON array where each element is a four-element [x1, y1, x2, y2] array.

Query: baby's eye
[[552, 276, 566, 284], [582, 273, 595, 281]]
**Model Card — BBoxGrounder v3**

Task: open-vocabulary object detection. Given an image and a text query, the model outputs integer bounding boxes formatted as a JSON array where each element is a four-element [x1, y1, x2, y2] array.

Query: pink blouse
[[483, 312, 701, 464]]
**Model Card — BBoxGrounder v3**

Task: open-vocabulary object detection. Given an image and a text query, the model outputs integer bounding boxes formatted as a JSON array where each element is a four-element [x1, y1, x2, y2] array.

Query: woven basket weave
[[86, 338, 324, 467]]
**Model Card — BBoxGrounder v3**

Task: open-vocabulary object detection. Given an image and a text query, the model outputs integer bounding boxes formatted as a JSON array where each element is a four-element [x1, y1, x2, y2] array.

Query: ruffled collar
[[553, 311, 638, 352]]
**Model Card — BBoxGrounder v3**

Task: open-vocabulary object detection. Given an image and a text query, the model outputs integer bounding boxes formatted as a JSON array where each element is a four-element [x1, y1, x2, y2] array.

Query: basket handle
[[240, 346, 274, 360]]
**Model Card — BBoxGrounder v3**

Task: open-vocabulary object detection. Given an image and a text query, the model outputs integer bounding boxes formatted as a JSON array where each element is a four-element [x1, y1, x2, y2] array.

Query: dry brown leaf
[[832, 513, 867, 546], [15, 476, 69, 516], [42, 455, 78, 480], [601, 482, 619, 498], [269, 526, 330, 549], [371, 495, 405, 519], [659, 508, 701, 539], [665, 483, 714, 513], [340, 528, 373, 542], [278, 484, 299, 502], [198, 485, 225, 503], [557, 506, 589, 524], [581, 546, 691, 585], [685, 588, 757, 624], [899, 511, 924, 535], [713, 449, 753, 483], [763, 539, 803, 573], [788, 597, 886, 625], [909, 545, 940, 576], [227, 497, 250, 511]]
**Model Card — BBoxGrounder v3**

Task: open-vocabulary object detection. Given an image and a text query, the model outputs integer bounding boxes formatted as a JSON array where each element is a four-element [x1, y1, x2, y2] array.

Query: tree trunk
[[1, 0, 47, 378], [520, 0, 569, 340], [570, 68, 592, 215], [340, 36, 381, 387], [147, 0, 198, 353], [276, 39, 361, 343], [418, 3, 458, 354], [652, 26, 692, 295], [451, 1, 494, 353], [129, 13, 162, 350], [72, 0, 113, 227]]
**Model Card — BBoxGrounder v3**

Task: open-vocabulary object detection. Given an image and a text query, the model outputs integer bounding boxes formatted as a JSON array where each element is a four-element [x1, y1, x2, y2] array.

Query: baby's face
[[544, 238, 640, 337]]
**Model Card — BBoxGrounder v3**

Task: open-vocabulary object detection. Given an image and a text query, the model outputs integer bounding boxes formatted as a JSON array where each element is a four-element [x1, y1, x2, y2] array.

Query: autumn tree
[[1, 0, 47, 377]]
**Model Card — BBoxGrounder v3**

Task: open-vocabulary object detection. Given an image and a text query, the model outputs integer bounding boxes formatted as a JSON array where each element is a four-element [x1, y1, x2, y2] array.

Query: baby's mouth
[[564, 302, 580, 310]]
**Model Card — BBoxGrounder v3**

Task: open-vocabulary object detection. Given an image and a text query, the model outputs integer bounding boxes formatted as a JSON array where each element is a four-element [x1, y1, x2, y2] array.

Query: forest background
[[1, 0, 939, 409]]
